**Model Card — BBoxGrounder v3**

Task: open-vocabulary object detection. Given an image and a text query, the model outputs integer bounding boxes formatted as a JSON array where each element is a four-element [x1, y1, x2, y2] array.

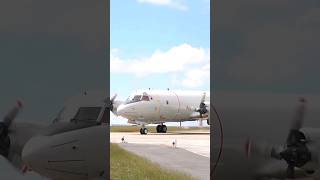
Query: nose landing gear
[[156, 124, 167, 133]]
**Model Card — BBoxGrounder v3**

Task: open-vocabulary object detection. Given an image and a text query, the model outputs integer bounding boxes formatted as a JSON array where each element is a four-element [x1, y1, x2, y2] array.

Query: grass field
[[110, 125, 209, 133], [110, 143, 195, 180]]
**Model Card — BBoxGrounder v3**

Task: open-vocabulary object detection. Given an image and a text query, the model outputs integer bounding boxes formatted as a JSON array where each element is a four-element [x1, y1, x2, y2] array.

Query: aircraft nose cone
[[117, 104, 135, 117], [22, 136, 48, 171], [116, 105, 126, 116]]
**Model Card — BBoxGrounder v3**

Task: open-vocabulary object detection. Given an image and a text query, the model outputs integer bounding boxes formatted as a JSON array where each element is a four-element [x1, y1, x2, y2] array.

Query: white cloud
[[137, 0, 188, 11], [111, 44, 210, 88], [111, 43, 209, 74], [182, 64, 210, 88]]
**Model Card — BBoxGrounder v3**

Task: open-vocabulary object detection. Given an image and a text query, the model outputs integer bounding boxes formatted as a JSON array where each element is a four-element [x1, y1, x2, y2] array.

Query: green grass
[[110, 143, 195, 180], [110, 125, 209, 133]]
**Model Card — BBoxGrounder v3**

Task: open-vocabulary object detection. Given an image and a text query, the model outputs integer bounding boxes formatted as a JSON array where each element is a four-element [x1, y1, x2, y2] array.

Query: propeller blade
[[287, 165, 295, 179], [0, 101, 23, 158], [3, 100, 23, 128], [286, 98, 307, 146], [109, 94, 119, 114], [110, 94, 117, 102], [246, 98, 312, 179], [200, 92, 206, 103], [245, 138, 278, 160], [290, 97, 306, 131]]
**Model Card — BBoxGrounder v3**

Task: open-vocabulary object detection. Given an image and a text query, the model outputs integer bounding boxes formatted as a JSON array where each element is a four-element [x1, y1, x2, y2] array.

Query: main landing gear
[[140, 127, 148, 135], [156, 124, 167, 133], [139, 124, 167, 135]]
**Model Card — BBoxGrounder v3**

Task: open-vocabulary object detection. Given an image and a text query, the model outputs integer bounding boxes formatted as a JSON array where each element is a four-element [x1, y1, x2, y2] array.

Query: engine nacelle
[[301, 128, 320, 143], [297, 128, 320, 173], [22, 125, 108, 180]]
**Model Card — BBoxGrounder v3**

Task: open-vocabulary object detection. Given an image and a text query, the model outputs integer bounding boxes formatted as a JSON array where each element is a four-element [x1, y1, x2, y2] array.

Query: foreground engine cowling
[[297, 128, 320, 173], [22, 125, 108, 180], [245, 98, 320, 179], [0, 101, 23, 163]]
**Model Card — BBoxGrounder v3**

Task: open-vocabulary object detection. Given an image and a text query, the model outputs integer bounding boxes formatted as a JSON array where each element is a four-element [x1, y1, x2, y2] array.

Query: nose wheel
[[156, 125, 167, 133], [140, 128, 148, 135]]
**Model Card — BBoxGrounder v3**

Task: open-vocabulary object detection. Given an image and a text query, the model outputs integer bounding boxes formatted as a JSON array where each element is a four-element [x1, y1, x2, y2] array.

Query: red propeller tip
[[245, 138, 252, 158], [17, 100, 23, 108]]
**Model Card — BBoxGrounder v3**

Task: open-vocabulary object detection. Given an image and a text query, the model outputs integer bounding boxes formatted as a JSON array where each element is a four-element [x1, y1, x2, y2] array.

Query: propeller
[[109, 94, 117, 113], [196, 92, 208, 118], [0, 101, 23, 158], [246, 98, 311, 179]]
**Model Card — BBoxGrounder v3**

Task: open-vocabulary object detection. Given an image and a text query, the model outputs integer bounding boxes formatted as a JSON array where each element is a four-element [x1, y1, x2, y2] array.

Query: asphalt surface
[[110, 132, 210, 180], [110, 132, 210, 157], [118, 143, 210, 180]]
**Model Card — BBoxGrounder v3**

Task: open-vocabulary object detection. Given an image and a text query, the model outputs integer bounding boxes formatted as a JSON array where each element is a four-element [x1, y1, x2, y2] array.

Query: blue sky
[[110, 0, 210, 125]]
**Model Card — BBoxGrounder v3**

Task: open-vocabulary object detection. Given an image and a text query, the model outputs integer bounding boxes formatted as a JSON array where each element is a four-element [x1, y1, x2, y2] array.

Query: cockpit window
[[125, 92, 150, 104], [125, 95, 141, 104], [132, 95, 141, 102], [141, 95, 149, 101], [71, 107, 101, 122], [52, 107, 65, 124]]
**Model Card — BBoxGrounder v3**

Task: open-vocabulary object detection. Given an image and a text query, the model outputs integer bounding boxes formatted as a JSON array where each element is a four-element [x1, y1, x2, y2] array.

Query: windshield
[[71, 107, 102, 122], [52, 107, 65, 123], [125, 92, 150, 104]]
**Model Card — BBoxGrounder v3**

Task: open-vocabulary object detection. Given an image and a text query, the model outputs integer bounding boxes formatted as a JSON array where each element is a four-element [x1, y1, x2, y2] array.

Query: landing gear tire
[[156, 125, 167, 133], [140, 128, 148, 135], [162, 125, 167, 133], [156, 125, 162, 133]]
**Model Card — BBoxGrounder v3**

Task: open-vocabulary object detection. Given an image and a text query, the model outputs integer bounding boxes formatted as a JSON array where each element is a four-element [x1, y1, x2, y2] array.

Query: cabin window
[[166, 100, 169, 104], [71, 107, 101, 122]]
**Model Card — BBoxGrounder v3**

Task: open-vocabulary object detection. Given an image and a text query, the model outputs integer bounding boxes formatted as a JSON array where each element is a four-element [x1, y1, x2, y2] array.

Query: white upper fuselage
[[115, 90, 210, 124]]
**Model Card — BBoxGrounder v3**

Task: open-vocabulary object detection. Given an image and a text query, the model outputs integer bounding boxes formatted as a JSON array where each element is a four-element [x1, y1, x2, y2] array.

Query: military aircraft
[[212, 92, 320, 180], [110, 89, 210, 134], [0, 91, 108, 180]]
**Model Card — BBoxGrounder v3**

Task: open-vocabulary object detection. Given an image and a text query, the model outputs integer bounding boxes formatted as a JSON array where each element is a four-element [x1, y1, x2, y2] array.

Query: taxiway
[[110, 132, 210, 157], [110, 132, 210, 180]]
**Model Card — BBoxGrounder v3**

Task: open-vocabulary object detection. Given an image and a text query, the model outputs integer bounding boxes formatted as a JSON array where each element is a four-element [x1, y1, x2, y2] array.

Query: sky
[[110, 0, 210, 125]]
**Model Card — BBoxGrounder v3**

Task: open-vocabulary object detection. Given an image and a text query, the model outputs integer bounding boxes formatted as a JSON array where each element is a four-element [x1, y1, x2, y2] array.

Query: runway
[[110, 132, 210, 180], [118, 143, 209, 180], [110, 132, 210, 157]]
